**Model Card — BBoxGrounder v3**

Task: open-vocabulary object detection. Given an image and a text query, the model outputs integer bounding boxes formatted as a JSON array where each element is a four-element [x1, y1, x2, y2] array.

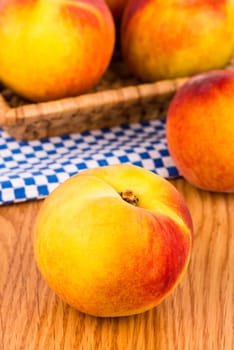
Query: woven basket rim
[[0, 77, 188, 126], [0, 53, 233, 140]]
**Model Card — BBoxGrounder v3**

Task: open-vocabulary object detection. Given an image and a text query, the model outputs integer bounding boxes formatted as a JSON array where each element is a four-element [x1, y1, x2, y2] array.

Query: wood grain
[[0, 178, 233, 350]]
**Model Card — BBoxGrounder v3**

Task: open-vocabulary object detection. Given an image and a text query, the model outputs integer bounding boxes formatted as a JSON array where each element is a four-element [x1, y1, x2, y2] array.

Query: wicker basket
[[0, 53, 233, 141]]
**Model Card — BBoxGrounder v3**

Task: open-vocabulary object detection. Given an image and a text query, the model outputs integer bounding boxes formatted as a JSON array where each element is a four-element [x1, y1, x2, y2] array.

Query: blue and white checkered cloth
[[0, 117, 180, 205]]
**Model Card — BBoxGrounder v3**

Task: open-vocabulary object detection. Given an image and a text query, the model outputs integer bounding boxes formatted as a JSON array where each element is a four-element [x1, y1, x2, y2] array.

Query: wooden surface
[[0, 178, 233, 350]]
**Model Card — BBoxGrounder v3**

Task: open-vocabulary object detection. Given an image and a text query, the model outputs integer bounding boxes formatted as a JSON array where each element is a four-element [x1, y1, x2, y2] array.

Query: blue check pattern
[[0, 118, 180, 205]]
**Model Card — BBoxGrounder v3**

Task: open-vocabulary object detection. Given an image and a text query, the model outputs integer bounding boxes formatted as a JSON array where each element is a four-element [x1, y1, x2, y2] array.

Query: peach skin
[[0, 0, 115, 102], [34, 164, 193, 317], [166, 70, 234, 192], [121, 0, 234, 82]]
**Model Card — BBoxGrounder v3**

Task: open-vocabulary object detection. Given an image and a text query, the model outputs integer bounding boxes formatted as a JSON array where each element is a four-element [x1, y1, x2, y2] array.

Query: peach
[[34, 164, 193, 317], [0, 0, 115, 102], [121, 0, 234, 82], [166, 70, 234, 192]]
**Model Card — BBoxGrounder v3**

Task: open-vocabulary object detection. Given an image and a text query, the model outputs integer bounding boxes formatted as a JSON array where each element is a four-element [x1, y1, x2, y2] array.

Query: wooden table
[[0, 178, 233, 350]]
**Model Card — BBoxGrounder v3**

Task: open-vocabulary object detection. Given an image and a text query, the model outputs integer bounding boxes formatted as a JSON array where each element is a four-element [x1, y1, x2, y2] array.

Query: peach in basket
[[121, 0, 234, 82], [0, 0, 115, 102]]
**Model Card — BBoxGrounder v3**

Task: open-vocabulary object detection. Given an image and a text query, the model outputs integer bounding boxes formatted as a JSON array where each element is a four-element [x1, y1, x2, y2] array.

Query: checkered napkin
[[0, 117, 179, 205]]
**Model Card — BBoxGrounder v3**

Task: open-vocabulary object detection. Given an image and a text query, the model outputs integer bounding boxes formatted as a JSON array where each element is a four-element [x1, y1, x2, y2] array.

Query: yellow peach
[[34, 164, 193, 317], [121, 0, 234, 82], [166, 70, 234, 192], [0, 0, 115, 102]]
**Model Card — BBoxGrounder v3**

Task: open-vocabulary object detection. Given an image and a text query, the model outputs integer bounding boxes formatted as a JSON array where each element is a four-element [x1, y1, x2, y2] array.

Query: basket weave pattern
[[0, 54, 233, 141]]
